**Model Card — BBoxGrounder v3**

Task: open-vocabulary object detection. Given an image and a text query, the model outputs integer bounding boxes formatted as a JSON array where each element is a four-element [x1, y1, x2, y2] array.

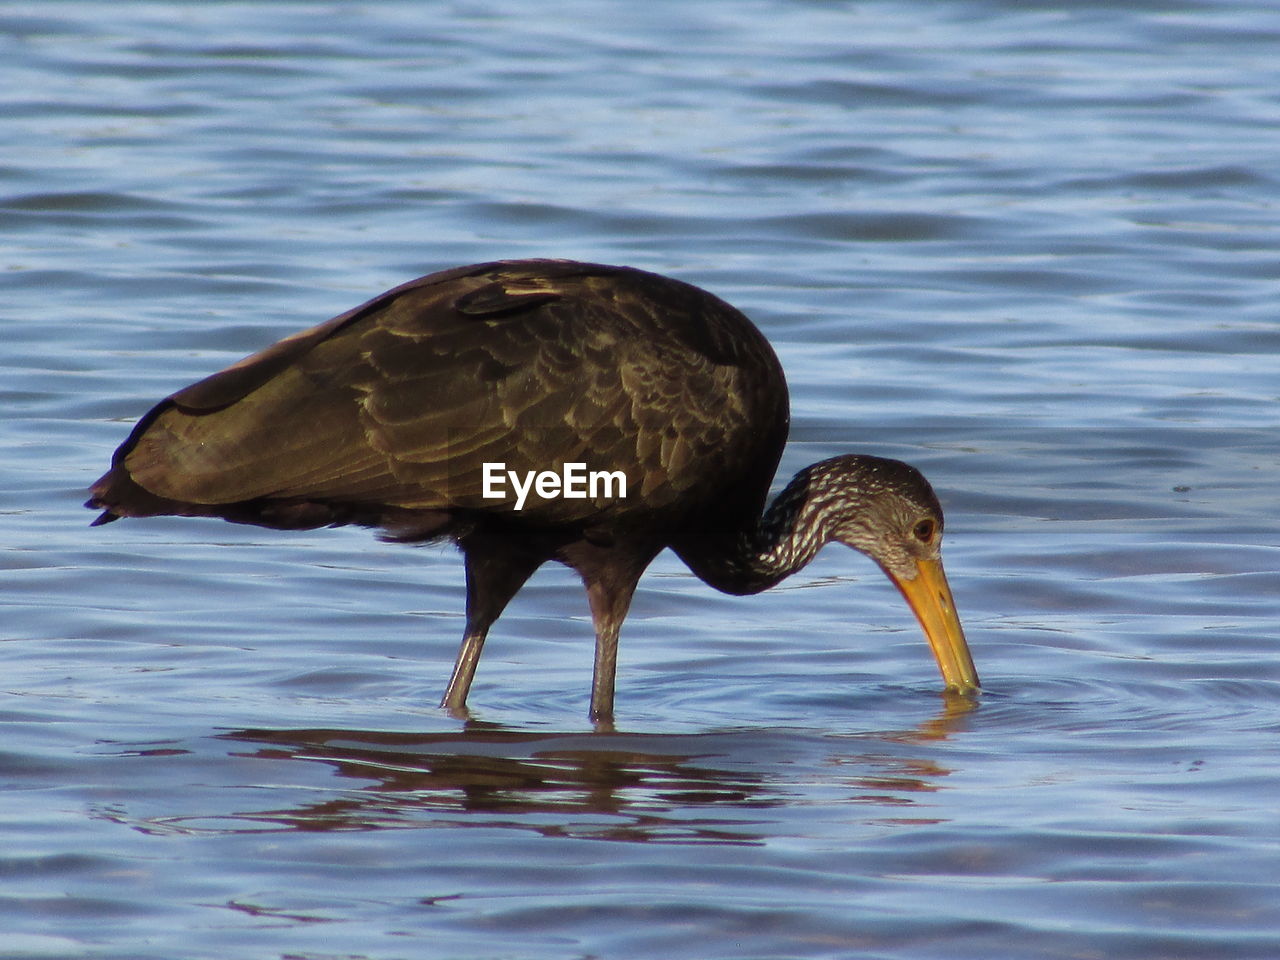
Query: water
[[4, 1, 1280, 957]]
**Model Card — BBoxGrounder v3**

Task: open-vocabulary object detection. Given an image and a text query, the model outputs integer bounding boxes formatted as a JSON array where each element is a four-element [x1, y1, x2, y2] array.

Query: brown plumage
[[88, 259, 978, 721]]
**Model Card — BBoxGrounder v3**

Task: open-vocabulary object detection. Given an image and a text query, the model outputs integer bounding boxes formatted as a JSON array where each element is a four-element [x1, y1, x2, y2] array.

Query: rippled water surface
[[5, 2, 1280, 958]]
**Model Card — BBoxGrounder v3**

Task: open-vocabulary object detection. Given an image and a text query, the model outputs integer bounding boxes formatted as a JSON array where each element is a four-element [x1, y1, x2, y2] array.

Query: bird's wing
[[116, 261, 785, 528]]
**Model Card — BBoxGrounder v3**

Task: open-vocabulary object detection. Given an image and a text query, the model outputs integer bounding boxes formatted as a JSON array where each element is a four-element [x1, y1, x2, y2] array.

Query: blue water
[[4, 2, 1280, 957]]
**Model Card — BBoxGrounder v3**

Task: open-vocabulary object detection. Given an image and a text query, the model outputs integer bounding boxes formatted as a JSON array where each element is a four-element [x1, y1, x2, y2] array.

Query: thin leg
[[441, 630, 487, 715], [439, 543, 543, 714], [589, 620, 621, 724], [582, 556, 652, 724]]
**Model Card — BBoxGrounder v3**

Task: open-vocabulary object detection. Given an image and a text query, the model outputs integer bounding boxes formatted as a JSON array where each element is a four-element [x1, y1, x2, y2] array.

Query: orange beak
[[887, 556, 980, 694]]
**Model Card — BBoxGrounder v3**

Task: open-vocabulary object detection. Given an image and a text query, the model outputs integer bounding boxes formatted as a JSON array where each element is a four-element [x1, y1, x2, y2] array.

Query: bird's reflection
[[199, 699, 976, 844], [218, 725, 777, 844]]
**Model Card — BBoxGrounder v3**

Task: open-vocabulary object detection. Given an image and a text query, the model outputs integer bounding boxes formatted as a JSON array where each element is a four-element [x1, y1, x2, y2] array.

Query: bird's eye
[[912, 519, 936, 543]]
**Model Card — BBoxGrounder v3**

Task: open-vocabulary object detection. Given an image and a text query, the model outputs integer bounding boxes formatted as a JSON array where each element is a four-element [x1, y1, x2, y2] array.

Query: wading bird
[[88, 259, 979, 721]]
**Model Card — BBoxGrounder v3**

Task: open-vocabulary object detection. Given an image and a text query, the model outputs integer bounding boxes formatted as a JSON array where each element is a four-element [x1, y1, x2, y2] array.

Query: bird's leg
[[440, 629, 487, 716], [583, 565, 648, 725], [589, 618, 622, 726], [440, 545, 543, 715]]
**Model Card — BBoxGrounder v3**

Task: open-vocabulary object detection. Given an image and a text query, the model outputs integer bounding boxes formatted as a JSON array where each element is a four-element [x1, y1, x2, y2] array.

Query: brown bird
[[87, 259, 979, 721]]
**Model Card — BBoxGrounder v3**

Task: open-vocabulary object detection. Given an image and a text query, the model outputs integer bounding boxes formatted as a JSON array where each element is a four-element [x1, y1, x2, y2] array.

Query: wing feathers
[[102, 261, 788, 532]]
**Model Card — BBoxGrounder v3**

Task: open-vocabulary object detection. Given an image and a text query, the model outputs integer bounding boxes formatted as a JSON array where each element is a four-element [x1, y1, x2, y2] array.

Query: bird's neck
[[676, 468, 829, 596]]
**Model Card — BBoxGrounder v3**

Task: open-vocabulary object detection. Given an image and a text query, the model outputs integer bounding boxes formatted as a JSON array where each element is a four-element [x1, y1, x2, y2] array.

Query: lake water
[[4, 2, 1280, 957]]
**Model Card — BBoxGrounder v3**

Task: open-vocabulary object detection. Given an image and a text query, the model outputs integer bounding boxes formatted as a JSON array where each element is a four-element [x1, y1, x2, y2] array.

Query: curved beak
[[886, 556, 980, 695]]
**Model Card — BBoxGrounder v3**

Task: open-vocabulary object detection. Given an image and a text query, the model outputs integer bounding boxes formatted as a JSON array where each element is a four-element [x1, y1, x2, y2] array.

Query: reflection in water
[[110, 700, 977, 844], [219, 725, 783, 845]]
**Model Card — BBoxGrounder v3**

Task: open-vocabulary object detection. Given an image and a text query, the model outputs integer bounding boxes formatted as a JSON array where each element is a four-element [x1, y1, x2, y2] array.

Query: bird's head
[[806, 455, 980, 695]]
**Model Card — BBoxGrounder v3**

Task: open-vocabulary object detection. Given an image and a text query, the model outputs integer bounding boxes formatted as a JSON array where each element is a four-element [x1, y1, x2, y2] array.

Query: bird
[[87, 259, 979, 722]]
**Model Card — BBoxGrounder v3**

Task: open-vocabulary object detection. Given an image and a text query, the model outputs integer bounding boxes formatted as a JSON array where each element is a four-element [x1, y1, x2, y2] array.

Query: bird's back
[[90, 260, 790, 544]]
